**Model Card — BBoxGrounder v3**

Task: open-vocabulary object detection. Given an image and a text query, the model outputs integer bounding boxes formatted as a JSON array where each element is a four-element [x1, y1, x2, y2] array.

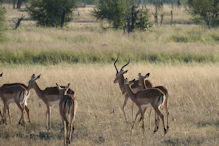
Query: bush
[[93, 0, 151, 32], [28, 0, 77, 27], [93, 0, 128, 29], [0, 7, 6, 41], [136, 8, 152, 31], [187, 0, 219, 28]]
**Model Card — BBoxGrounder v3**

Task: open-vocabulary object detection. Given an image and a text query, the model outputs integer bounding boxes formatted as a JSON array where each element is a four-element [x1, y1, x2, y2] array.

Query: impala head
[[0, 72, 2, 77], [113, 56, 130, 84], [138, 72, 150, 86], [28, 74, 41, 88], [56, 83, 70, 97]]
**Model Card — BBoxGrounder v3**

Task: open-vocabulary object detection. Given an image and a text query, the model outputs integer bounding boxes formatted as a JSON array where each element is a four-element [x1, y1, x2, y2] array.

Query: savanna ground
[[0, 3, 219, 146]]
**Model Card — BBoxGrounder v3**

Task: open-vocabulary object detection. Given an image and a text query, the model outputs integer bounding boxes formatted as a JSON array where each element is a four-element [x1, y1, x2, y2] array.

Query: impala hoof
[[154, 126, 159, 133], [164, 128, 167, 135], [66, 138, 71, 144]]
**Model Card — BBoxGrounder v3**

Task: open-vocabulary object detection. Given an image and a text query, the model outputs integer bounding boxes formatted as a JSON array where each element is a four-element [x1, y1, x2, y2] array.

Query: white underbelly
[[141, 103, 151, 109], [132, 88, 140, 94], [48, 100, 60, 106], [7, 98, 15, 104]]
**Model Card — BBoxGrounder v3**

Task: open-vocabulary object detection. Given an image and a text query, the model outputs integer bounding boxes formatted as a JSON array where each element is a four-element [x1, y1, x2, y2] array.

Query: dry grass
[[0, 64, 218, 145]]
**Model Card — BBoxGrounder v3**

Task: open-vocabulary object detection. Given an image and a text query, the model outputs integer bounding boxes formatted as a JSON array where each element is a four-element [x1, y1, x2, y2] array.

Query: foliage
[[93, 0, 151, 31], [93, 0, 129, 29], [28, 0, 77, 26], [0, 7, 6, 41], [187, 0, 219, 28], [136, 9, 152, 30]]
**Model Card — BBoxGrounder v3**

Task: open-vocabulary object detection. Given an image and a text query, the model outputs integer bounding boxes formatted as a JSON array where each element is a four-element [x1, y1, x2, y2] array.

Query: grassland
[[0, 64, 218, 146], [0, 3, 219, 146], [0, 5, 218, 64]]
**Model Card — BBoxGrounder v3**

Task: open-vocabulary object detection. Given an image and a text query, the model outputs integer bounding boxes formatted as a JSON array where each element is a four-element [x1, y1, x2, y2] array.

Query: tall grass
[[0, 64, 218, 145]]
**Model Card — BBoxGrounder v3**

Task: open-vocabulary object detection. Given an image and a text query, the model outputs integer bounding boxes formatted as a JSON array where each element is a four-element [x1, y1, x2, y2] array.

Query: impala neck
[[118, 76, 126, 94], [124, 84, 135, 102], [32, 82, 44, 98]]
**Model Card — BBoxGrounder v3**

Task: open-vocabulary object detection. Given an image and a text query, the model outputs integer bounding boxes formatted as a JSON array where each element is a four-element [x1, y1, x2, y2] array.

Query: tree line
[[0, 0, 218, 36]]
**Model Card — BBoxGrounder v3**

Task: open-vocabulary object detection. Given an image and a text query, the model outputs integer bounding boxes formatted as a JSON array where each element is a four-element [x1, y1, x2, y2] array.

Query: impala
[[28, 74, 75, 132], [131, 72, 169, 131], [113, 56, 143, 122], [0, 73, 31, 125], [57, 83, 78, 146], [124, 78, 167, 134]]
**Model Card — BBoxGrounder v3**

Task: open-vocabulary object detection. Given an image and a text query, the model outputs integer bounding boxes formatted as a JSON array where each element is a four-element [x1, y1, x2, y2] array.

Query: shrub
[[187, 0, 219, 28], [28, 0, 77, 27], [0, 7, 6, 41], [93, 0, 151, 32]]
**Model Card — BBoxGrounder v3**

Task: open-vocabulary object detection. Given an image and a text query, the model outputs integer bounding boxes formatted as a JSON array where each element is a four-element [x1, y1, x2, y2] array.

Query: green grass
[[0, 49, 218, 64]]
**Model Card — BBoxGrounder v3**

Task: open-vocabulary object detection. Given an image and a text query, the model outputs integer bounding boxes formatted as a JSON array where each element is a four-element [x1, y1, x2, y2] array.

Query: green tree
[[0, 7, 6, 41], [93, 0, 151, 32], [28, 0, 77, 27], [93, 0, 129, 29], [188, 0, 219, 28]]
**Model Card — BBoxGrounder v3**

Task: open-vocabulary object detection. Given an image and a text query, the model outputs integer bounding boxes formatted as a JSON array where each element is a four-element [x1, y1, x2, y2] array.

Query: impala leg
[[63, 121, 67, 146], [0, 110, 2, 119], [7, 106, 11, 123], [148, 108, 152, 130], [164, 96, 169, 130], [60, 118, 64, 132], [139, 107, 145, 133], [0, 110, 3, 123], [154, 112, 160, 133], [46, 106, 51, 132], [152, 104, 166, 135], [132, 109, 141, 129], [16, 102, 25, 125], [138, 107, 147, 123], [24, 105, 31, 123], [131, 102, 134, 121], [3, 103, 8, 124], [63, 115, 70, 144], [69, 114, 75, 143], [122, 96, 129, 122]]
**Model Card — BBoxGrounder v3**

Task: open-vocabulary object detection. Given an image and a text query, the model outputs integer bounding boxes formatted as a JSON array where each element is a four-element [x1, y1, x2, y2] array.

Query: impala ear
[[130, 79, 135, 82], [144, 73, 150, 78], [67, 83, 70, 89], [34, 74, 41, 81], [31, 74, 35, 79], [56, 83, 60, 90], [122, 70, 128, 74], [129, 79, 136, 85]]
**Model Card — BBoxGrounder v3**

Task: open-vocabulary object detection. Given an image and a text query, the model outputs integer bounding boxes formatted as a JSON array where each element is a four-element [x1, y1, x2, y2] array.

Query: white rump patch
[[141, 103, 151, 109]]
